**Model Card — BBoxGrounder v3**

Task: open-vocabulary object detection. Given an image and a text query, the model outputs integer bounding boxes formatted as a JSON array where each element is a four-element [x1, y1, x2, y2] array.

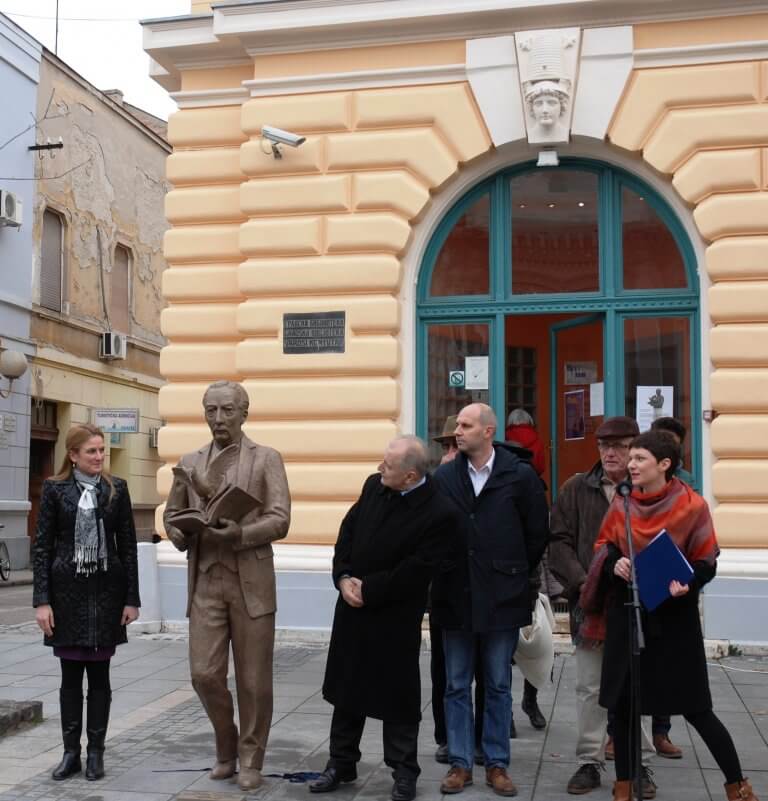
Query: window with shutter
[[111, 244, 131, 333], [40, 210, 64, 312]]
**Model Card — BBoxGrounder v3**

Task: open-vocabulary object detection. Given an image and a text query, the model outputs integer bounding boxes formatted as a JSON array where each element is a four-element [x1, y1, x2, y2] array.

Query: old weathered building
[[27, 49, 170, 556]]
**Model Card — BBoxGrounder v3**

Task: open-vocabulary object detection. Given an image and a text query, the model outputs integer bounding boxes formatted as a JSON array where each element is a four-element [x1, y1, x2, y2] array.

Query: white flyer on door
[[589, 382, 604, 416], [636, 385, 673, 431], [464, 356, 489, 390]]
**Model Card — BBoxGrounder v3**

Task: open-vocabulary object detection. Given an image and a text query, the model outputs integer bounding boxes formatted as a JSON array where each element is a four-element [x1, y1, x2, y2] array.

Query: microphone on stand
[[617, 480, 633, 498]]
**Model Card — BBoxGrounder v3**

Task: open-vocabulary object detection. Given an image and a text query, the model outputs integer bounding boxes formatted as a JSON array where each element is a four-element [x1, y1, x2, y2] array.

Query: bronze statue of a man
[[164, 380, 290, 791]]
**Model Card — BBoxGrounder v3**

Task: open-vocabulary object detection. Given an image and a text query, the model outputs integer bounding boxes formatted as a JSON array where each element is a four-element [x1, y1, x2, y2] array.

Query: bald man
[[311, 437, 460, 801], [431, 404, 549, 796]]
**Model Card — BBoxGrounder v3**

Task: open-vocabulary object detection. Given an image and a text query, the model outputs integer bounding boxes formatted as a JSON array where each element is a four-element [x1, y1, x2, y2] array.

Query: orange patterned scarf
[[578, 478, 719, 646]]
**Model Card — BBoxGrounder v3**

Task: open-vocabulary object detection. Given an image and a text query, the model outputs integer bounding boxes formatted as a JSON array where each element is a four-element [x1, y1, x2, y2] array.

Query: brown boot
[[237, 767, 262, 791], [653, 734, 683, 759], [209, 759, 236, 780], [440, 767, 473, 794], [613, 780, 632, 801], [725, 779, 759, 801], [486, 766, 518, 797]]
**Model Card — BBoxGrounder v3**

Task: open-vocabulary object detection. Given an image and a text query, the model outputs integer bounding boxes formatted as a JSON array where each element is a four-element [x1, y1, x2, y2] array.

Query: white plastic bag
[[514, 593, 555, 690]]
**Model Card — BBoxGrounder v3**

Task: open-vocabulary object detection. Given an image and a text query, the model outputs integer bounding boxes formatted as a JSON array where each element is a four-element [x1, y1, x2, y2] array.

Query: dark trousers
[[328, 706, 420, 781], [612, 683, 742, 784], [430, 615, 447, 745], [607, 709, 671, 738]]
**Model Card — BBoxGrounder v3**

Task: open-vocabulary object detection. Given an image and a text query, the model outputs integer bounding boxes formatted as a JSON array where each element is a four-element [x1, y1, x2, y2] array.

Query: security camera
[[261, 125, 306, 159]]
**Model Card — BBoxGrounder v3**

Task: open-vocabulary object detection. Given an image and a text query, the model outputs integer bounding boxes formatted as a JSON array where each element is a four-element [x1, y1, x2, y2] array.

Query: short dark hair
[[651, 416, 687, 444], [631, 430, 681, 481]]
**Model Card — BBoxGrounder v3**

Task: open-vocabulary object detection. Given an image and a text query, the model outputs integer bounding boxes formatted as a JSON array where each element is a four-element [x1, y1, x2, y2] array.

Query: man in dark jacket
[[310, 436, 459, 801], [548, 416, 666, 797], [431, 403, 549, 797]]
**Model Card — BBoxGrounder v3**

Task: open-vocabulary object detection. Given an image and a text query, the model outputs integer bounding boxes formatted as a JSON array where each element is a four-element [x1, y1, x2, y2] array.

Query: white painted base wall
[[136, 542, 768, 644]]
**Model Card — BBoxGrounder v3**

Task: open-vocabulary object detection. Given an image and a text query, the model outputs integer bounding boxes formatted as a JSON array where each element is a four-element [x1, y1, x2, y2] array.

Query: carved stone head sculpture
[[516, 28, 580, 145], [525, 80, 569, 129]]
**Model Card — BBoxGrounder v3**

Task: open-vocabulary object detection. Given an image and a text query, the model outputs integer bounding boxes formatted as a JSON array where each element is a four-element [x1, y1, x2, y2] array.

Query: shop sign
[[283, 311, 346, 354], [93, 408, 140, 434]]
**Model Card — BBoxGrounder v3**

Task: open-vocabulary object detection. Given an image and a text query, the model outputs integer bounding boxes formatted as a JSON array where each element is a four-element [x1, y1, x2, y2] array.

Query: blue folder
[[634, 530, 694, 612]]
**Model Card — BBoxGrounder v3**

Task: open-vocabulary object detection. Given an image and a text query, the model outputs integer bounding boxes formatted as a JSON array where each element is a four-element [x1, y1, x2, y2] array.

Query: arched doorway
[[416, 159, 700, 494]]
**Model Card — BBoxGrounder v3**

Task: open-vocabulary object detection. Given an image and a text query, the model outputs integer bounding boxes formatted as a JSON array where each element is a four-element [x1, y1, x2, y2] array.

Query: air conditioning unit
[[148, 426, 160, 448], [0, 189, 23, 227], [99, 331, 126, 360]]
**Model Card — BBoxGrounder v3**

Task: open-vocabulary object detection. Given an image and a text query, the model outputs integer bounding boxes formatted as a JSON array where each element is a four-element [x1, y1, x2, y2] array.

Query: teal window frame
[[416, 158, 701, 488]]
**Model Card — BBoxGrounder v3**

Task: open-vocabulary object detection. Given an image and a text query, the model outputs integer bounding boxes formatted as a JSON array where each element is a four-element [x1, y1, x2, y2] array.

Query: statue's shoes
[[210, 759, 236, 780], [238, 767, 263, 791]]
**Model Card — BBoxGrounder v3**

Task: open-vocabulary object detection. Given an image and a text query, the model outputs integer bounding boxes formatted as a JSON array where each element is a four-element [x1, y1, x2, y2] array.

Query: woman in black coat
[[33, 424, 140, 783], [580, 431, 758, 801]]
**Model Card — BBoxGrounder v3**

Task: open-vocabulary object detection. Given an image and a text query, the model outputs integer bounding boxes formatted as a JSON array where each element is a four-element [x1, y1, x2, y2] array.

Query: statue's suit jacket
[[164, 435, 291, 619]]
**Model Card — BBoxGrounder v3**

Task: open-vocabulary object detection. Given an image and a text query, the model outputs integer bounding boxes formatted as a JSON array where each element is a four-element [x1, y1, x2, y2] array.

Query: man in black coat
[[309, 436, 460, 801], [431, 403, 549, 797]]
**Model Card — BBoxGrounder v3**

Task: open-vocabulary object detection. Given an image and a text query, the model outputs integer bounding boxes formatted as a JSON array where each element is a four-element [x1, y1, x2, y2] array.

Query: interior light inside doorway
[[537, 148, 559, 167]]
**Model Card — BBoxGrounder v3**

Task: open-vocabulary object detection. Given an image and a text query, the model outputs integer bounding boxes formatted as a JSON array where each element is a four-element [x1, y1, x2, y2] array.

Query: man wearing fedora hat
[[549, 416, 670, 798]]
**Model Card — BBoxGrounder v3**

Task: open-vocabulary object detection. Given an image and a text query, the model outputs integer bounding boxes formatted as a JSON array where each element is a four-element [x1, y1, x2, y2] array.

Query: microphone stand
[[620, 484, 645, 801]]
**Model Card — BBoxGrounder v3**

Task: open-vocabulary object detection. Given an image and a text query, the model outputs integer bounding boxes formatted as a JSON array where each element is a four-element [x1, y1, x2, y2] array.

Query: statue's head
[[202, 381, 249, 448], [525, 80, 568, 128]]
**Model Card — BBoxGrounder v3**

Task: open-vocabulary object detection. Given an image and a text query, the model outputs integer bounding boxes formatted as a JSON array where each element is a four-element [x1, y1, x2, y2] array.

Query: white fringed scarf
[[73, 469, 108, 576]]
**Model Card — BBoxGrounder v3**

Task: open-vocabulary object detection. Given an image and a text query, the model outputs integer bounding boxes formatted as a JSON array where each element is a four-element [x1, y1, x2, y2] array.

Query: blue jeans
[[443, 629, 519, 770]]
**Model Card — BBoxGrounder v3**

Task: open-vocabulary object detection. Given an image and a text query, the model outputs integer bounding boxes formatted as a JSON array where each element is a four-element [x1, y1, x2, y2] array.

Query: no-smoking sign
[[449, 371, 465, 388]]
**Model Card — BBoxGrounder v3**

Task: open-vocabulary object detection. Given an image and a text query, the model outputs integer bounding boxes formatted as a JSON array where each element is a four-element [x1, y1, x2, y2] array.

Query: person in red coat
[[505, 409, 545, 478]]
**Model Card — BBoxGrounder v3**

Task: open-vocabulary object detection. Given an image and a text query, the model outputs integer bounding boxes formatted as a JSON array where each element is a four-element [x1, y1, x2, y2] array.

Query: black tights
[[60, 659, 111, 692], [614, 700, 742, 784]]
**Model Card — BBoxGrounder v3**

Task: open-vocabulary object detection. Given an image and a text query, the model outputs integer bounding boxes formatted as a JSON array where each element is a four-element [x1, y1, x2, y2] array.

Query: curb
[[0, 699, 43, 737]]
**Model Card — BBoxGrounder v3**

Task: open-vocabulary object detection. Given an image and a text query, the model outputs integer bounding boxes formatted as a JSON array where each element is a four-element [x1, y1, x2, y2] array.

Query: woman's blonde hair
[[52, 423, 115, 500]]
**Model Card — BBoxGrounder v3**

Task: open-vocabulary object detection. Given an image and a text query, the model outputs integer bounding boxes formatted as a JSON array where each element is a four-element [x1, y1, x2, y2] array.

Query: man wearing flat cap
[[549, 416, 667, 797]]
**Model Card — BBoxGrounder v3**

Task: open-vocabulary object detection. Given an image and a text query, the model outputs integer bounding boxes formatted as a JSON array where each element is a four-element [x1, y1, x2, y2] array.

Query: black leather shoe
[[309, 767, 356, 793], [52, 751, 81, 780], [85, 750, 104, 781], [509, 716, 517, 739], [522, 696, 547, 730], [435, 744, 450, 764], [391, 777, 417, 801]]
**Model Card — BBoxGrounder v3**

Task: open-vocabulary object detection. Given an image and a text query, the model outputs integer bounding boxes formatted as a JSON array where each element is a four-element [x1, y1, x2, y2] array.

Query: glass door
[[550, 315, 605, 495], [423, 320, 492, 465], [620, 313, 697, 488]]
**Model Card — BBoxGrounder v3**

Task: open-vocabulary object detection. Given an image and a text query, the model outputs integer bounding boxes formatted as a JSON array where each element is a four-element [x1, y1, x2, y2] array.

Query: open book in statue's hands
[[166, 483, 261, 537]]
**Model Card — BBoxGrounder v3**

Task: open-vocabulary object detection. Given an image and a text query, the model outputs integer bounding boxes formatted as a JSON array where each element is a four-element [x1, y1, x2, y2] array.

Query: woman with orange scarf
[[580, 431, 758, 801]]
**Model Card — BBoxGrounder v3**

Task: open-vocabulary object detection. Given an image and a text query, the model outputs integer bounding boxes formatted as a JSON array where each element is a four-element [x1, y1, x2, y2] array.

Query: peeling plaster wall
[[32, 57, 169, 343]]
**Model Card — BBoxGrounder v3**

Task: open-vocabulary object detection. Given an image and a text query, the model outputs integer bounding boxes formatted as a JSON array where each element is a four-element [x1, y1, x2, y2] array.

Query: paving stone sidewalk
[[0, 624, 767, 801]]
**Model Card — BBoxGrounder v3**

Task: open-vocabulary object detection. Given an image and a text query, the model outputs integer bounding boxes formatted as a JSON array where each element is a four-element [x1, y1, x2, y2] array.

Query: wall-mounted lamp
[[260, 125, 306, 160], [0, 349, 29, 399]]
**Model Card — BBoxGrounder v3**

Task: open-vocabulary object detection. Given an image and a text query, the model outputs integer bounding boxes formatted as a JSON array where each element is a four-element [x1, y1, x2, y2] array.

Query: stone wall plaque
[[283, 311, 346, 354]]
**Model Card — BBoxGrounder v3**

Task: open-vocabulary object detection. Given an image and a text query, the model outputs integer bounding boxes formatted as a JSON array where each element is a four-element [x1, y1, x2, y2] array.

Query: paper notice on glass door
[[636, 385, 673, 431], [465, 356, 489, 390], [589, 382, 604, 417]]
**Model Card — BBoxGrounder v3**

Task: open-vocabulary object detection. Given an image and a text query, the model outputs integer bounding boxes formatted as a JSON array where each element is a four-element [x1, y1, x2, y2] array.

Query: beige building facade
[[144, 0, 768, 641]]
